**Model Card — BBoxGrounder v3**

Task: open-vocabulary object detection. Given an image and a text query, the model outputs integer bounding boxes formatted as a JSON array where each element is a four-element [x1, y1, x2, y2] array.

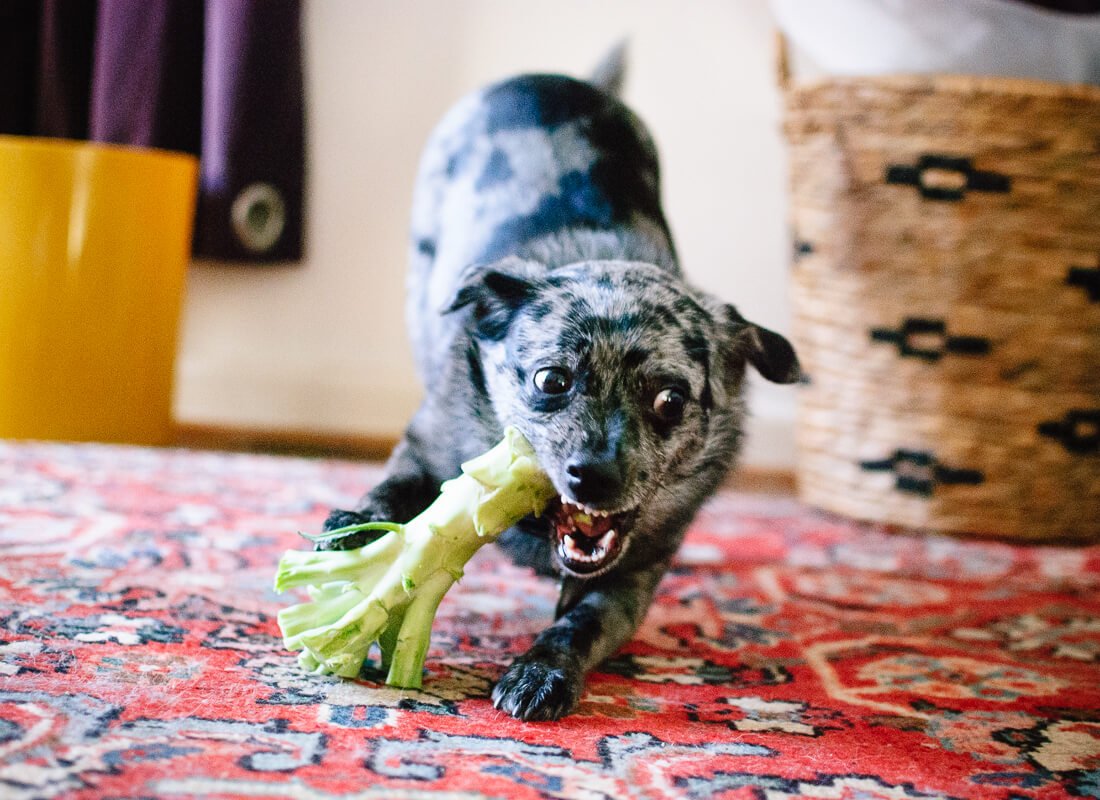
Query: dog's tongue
[[562, 506, 615, 539]]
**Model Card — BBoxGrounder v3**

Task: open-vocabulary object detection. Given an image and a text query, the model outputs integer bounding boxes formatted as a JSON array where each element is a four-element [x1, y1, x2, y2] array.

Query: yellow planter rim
[[0, 133, 199, 169]]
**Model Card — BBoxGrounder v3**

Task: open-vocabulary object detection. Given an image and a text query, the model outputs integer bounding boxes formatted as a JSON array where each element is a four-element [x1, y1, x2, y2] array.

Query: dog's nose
[[564, 456, 623, 506]]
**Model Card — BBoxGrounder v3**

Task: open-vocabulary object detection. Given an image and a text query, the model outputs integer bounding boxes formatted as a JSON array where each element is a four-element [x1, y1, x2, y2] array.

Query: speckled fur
[[322, 54, 799, 721]]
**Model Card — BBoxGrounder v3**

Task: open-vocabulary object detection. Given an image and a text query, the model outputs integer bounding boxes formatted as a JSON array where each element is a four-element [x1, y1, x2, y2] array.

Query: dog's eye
[[533, 366, 572, 395], [653, 387, 686, 423]]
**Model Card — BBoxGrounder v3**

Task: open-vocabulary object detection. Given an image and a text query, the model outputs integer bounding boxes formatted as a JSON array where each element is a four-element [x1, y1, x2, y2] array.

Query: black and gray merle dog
[[320, 50, 800, 720]]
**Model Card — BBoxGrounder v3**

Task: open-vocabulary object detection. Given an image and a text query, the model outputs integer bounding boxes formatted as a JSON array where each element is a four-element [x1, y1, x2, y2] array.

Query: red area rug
[[1, 440, 1098, 799]]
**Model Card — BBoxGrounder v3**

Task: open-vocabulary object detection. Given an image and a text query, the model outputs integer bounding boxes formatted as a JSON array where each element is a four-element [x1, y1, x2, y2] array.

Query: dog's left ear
[[444, 256, 544, 341], [724, 305, 801, 384]]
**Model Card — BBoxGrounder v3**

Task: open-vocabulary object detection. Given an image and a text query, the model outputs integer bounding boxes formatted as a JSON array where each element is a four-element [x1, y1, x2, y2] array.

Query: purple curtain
[[0, 0, 304, 263]]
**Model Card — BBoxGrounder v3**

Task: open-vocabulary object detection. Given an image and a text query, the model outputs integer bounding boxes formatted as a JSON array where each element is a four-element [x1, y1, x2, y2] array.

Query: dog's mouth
[[549, 496, 637, 576]]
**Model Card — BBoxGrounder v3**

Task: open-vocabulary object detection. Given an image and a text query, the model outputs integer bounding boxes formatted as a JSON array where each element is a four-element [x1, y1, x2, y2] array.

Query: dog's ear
[[444, 257, 544, 341], [724, 305, 801, 384]]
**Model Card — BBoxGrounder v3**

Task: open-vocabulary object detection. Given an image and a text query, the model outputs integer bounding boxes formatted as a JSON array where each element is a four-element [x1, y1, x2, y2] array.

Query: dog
[[319, 47, 800, 721]]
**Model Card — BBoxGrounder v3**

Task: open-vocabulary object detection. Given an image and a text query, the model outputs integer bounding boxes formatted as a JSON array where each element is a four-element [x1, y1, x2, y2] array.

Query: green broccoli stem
[[384, 569, 456, 687], [274, 427, 555, 689]]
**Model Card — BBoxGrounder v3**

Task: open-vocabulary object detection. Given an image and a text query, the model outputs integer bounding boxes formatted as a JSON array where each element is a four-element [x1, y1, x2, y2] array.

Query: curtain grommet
[[231, 182, 286, 254]]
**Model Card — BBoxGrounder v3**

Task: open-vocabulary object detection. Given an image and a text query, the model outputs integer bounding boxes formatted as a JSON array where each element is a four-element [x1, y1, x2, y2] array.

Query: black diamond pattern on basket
[[860, 450, 985, 497], [1038, 410, 1100, 455], [885, 154, 1011, 201], [870, 318, 991, 362], [1066, 263, 1100, 303]]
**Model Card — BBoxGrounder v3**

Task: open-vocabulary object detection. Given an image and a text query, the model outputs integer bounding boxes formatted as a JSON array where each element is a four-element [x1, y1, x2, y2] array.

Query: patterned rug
[[1, 440, 1098, 800]]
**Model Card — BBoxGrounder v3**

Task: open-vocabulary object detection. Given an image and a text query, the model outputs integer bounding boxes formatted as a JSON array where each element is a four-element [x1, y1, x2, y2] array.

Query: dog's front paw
[[315, 508, 387, 551], [492, 654, 582, 721]]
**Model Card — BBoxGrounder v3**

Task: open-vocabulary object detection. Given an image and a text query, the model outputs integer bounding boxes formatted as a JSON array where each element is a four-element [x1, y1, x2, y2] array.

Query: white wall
[[176, 0, 797, 467]]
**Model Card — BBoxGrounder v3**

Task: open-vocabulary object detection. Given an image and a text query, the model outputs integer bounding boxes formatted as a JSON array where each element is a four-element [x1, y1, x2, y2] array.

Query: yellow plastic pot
[[0, 136, 199, 445]]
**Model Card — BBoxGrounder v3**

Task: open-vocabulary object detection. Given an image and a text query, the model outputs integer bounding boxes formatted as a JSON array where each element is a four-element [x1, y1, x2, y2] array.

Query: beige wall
[[176, 0, 797, 466]]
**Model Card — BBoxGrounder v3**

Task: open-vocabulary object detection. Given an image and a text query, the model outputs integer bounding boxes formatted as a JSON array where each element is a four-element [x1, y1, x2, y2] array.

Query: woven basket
[[782, 73, 1100, 541]]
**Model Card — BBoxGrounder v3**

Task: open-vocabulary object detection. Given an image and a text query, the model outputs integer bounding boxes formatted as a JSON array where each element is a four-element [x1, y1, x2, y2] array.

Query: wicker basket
[[782, 73, 1100, 541]]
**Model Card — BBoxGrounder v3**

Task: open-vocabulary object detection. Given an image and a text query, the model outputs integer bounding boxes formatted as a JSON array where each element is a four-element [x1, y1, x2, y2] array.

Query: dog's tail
[[589, 39, 627, 97]]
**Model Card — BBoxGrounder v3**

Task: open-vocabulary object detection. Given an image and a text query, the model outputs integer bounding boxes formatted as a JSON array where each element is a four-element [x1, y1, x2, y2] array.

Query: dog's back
[[406, 69, 677, 380]]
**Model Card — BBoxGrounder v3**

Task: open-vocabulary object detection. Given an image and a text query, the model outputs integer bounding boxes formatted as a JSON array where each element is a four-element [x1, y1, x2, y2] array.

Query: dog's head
[[448, 256, 799, 578]]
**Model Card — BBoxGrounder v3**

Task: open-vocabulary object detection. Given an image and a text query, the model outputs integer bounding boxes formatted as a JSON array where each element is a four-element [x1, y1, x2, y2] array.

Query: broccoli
[[274, 427, 555, 689]]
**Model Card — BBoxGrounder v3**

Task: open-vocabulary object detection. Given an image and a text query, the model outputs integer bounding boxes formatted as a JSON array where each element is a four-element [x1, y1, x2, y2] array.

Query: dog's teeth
[[562, 534, 588, 561], [567, 539, 594, 563], [561, 530, 619, 565], [562, 534, 602, 563]]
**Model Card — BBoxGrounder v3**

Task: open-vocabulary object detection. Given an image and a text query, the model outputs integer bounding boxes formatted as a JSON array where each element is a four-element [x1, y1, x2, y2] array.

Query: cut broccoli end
[[324, 649, 372, 679], [277, 585, 365, 645], [298, 649, 324, 674], [274, 530, 404, 593], [293, 600, 389, 665], [296, 644, 365, 679]]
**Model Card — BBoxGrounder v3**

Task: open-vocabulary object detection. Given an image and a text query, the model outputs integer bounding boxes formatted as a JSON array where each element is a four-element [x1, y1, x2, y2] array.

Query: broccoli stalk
[[274, 427, 555, 688]]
